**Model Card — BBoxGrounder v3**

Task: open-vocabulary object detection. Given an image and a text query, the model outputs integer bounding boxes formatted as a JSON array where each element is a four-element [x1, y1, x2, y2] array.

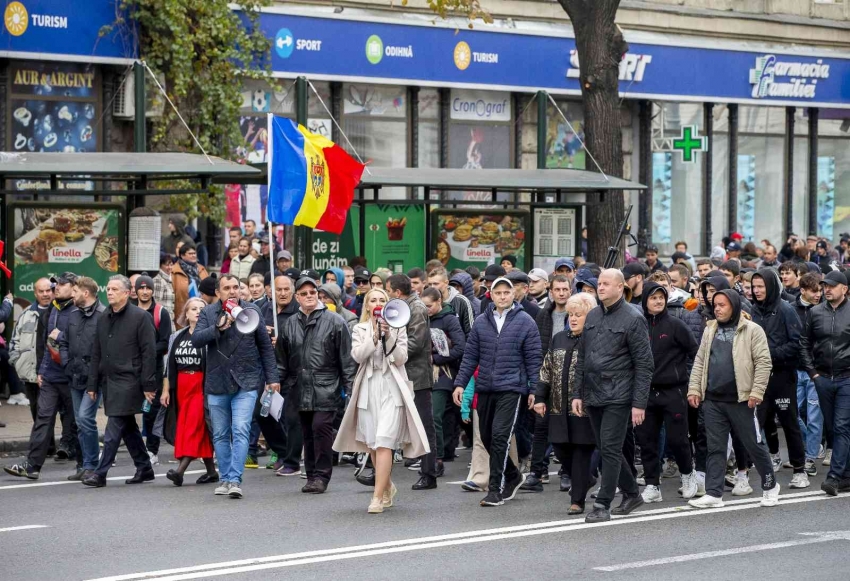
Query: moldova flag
[[267, 115, 365, 235]]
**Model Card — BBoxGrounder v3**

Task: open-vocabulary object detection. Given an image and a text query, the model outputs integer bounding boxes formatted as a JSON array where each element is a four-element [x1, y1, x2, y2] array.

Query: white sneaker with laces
[[688, 494, 724, 508], [789, 472, 810, 489], [8, 393, 30, 406], [642, 484, 663, 503], [761, 483, 780, 507], [148, 451, 159, 466], [214, 482, 231, 495], [680, 471, 698, 500], [770, 453, 782, 472], [731, 474, 753, 496], [823, 449, 832, 466]]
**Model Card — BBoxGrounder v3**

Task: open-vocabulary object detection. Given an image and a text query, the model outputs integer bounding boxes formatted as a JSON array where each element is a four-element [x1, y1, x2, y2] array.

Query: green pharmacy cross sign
[[673, 125, 708, 163]]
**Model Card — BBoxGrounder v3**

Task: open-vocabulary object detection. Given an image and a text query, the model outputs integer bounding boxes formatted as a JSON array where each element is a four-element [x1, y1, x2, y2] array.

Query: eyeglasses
[[297, 290, 317, 297], [355, 280, 369, 285]]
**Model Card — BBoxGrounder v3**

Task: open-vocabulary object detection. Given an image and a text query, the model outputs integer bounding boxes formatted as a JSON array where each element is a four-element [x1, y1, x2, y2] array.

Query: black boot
[[82, 473, 107, 488], [412, 476, 437, 490], [356, 469, 376, 487], [125, 467, 156, 484], [611, 494, 644, 515], [520, 473, 544, 492]]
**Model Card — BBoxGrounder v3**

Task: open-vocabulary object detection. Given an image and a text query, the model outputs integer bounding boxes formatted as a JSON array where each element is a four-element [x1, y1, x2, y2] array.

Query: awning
[[0, 152, 261, 195]]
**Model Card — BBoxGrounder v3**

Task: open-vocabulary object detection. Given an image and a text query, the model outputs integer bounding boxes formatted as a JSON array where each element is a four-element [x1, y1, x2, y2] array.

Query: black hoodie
[[700, 275, 752, 320], [751, 268, 801, 370], [641, 282, 699, 388]]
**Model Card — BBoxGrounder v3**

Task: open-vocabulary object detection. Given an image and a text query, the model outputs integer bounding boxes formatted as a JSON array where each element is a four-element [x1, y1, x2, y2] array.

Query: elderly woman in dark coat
[[534, 292, 598, 515]]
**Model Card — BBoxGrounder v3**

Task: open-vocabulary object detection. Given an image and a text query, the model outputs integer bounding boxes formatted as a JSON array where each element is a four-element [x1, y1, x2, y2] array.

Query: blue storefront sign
[[254, 10, 850, 109], [0, 0, 136, 63]]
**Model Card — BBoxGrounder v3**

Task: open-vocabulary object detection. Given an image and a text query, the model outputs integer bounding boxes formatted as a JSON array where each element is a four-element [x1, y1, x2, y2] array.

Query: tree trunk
[[558, 0, 627, 267]]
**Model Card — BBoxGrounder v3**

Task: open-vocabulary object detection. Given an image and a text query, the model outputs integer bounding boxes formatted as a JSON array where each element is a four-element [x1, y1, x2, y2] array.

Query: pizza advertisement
[[9, 204, 124, 296], [431, 209, 528, 271]]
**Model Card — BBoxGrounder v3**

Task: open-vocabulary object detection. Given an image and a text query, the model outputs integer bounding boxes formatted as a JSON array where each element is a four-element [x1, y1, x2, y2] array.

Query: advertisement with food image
[[9, 204, 124, 296], [432, 209, 528, 270]]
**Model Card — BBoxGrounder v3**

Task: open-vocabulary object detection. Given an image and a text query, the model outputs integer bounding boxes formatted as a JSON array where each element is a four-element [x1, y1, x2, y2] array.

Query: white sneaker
[[688, 494, 724, 508], [214, 482, 231, 495], [680, 471, 699, 500], [789, 472, 810, 489], [770, 453, 782, 472], [642, 484, 663, 503], [823, 449, 832, 466], [7, 393, 30, 406], [761, 483, 780, 507], [148, 451, 159, 466], [731, 474, 753, 496], [695, 472, 706, 497], [228, 484, 243, 499], [817, 444, 826, 459], [636, 476, 646, 486]]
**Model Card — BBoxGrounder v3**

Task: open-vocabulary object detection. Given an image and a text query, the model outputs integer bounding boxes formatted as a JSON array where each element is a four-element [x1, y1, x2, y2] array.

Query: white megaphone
[[223, 299, 260, 334], [383, 298, 411, 329]]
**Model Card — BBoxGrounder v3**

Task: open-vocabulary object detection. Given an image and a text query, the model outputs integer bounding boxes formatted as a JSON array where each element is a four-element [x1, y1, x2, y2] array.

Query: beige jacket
[[333, 323, 430, 458], [688, 314, 773, 403]]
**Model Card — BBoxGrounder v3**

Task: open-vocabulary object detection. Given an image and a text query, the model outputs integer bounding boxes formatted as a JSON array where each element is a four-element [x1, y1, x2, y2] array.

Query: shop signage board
[[0, 0, 136, 62], [365, 205, 425, 274], [432, 209, 528, 271], [253, 11, 850, 108], [312, 205, 360, 272], [533, 207, 578, 274], [8, 203, 124, 298]]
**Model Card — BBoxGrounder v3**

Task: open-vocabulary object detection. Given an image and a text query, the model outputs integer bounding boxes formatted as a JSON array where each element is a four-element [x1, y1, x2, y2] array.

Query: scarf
[[179, 258, 201, 287]]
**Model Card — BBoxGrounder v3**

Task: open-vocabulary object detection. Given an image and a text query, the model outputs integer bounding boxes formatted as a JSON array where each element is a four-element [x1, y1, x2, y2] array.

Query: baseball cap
[[295, 277, 318, 291], [483, 264, 506, 281], [554, 258, 575, 272], [491, 277, 513, 290], [622, 262, 646, 280], [277, 250, 293, 261], [353, 267, 371, 282], [822, 271, 848, 287], [50, 272, 78, 286], [730, 232, 744, 241], [505, 270, 529, 285], [258, 233, 270, 244], [577, 278, 598, 292], [726, 242, 742, 252], [283, 267, 302, 280], [135, 275, 154, 291], [528, 268, 548, 282], [817, 240, 828, 250], [300, 269, 321, 281]]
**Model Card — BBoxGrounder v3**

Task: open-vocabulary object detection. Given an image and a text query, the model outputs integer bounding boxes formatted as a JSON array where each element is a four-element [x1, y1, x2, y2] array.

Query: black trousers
[[142, 380, 163, 455], [586, 404, 639, 510], [280, 385, 303, 470], [636, 386, 693, 485], [442, 400, 461, 460], [703, 399, 776, 498], [25, 382, 56, 455], [413, 389, 437, 479], [95, 415, 152, 478], [27, 380, 79, 469], [749, 368, 806, 471], [477, 391, 523, 493], [530, 413, 551, 478], [552, 443, 595, 506], [299, 411, 335, 483], [694, 405, 750, 472]]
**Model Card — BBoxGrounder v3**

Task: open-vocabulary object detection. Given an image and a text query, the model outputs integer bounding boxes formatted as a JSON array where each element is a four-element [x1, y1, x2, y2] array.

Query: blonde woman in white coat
[[334, 288, 430, 514]]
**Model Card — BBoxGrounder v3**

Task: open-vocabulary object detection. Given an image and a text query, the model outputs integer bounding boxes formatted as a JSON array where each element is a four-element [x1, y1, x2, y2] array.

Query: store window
[[9, 60, 101, 196], [736, 106, 786, 247], [818, 114, 850, 241], [650, 102, 704, 255], [342, 83, 407, 200], [418, 89, 439, 169], [545, 100, 585, 169], [448, 89, 512, 203]]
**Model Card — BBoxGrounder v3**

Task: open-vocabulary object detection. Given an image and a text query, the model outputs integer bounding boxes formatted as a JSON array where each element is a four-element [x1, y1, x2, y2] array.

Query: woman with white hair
[[533, 292, 598, 515], [333, 288, 430, 514]]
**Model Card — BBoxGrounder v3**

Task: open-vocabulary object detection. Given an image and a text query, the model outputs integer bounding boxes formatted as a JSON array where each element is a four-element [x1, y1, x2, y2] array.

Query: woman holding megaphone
[[334, 288, 430, 514]]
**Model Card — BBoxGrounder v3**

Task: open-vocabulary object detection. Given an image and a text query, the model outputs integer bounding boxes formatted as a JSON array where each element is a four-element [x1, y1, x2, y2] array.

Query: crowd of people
[[1, 220, 849, 521]]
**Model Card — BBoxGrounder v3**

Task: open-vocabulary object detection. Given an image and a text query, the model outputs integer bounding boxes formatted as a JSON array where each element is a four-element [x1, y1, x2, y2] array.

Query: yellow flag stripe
[[293, 125, 334, 228]]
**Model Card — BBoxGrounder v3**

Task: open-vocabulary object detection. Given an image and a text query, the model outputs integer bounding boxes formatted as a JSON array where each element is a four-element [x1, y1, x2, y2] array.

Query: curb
[[0, 439, 30, 454]]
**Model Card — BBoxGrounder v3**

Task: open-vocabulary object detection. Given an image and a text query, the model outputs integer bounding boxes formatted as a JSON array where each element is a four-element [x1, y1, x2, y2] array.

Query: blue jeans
[[207, 390, 258, 484], [797, 371, 823, 461], [814, 376, 850, 481], [71, 388, 102, 470]]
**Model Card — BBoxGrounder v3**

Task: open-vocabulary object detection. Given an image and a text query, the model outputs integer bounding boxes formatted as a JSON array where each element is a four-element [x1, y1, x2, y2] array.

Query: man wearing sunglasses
[[277, 277, 357, 494]]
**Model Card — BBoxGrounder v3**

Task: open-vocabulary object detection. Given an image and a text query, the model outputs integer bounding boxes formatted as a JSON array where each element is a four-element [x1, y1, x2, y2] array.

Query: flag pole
[[267, 113, 279, 340]]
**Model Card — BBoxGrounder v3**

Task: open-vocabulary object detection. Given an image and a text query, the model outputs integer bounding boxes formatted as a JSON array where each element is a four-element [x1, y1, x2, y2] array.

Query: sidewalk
[[0, 400, 109, 455]]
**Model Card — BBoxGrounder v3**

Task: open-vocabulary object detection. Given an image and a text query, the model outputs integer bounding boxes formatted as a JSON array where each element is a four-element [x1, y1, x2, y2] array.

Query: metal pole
[[638, 100, 652, 255], [727, 104, 739, 236], [295, 76, 310, 269], [268, 219, 278, 338], [133, 62, 146, 212], [703, 103, 714, 254], [537, 91, 547, 170], [808, 108, 818, 237], [784, 107, 795, 240]]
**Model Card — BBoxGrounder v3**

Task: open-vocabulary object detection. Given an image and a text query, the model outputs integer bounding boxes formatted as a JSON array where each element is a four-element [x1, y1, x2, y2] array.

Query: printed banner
[[817, 157, 836, 241], [365, 205, 425, 274], [533, 207, 578, 273], [10, 204, 123, 296], [546, 101, 585, 170], [312, 205, 360, 272], [737, 155, 756, 241], [432, 210, 527, 271], [652, 152, 673, 244]]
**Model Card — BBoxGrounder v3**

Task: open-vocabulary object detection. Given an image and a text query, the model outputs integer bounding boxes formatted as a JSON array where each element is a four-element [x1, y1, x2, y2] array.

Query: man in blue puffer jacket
[[453, 277, 542, 507]]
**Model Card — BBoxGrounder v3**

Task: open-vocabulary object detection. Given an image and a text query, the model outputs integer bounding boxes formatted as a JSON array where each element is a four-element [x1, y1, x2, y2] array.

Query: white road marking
[[85, 491, 850, 581], [594, 531, 850, 571], [0, 470, 207, 491], [0, 525, 49, 533]]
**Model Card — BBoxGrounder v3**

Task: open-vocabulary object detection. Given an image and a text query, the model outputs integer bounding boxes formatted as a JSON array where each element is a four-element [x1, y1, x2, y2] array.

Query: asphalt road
[[2, 444, 849, 581]]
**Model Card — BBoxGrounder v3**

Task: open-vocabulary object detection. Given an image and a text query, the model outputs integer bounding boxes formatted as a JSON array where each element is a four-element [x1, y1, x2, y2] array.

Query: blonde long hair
[[178, 297, 207, 328], [359, 288, 390, 324]]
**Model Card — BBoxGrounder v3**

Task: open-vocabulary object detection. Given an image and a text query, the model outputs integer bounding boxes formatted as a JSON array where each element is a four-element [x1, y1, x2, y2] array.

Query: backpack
[[152, 303, 163, 331]]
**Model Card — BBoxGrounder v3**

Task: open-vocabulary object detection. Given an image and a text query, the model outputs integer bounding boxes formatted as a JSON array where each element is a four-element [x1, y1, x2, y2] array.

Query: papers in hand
[[270, 391, 285, 421]]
